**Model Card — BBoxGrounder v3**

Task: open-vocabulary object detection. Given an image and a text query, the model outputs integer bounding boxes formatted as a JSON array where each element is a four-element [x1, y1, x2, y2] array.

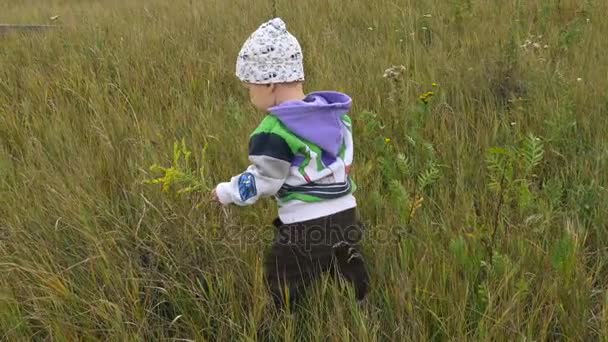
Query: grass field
[[2, 0, 608, 340]]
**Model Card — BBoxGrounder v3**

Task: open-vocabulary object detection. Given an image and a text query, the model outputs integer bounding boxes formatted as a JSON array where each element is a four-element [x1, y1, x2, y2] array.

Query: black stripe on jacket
[[277, 181, 352, 199], [249, 133, 294, 162]]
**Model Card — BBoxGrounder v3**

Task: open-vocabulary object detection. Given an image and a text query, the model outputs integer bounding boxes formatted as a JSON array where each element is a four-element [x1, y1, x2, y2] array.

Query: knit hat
[[236, 18, 305, 84]]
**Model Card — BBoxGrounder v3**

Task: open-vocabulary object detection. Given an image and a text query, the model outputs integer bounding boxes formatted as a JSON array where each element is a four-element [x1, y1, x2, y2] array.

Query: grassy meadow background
[[2, 0, 608, 340]]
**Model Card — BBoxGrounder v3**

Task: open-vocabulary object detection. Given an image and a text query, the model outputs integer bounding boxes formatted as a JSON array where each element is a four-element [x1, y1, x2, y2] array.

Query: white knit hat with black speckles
[[236, 18, 305, 84]]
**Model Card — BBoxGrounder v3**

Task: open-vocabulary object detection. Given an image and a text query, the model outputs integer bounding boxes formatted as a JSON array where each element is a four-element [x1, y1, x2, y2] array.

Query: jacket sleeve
[[214, 132, 293, 206]]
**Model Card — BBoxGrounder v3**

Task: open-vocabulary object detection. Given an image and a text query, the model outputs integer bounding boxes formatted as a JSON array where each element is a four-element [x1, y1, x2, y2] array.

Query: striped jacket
[[215, 91, 357, 224]]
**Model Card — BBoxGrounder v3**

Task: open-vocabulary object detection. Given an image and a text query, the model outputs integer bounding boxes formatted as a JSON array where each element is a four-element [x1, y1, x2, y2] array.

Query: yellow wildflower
[[419, 91, 435, 104]]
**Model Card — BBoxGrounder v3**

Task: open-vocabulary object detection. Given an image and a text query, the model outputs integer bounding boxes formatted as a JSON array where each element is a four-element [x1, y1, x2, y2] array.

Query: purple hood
[[269, 91, 352, 157]]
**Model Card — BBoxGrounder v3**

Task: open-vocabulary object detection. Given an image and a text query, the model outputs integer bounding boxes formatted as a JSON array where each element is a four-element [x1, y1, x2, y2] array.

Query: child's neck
[[274, 86, 306, 106]]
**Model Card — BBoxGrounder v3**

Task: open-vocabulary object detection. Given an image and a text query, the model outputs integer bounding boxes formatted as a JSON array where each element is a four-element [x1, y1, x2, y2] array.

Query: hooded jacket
[[215, 91, 357, 224]]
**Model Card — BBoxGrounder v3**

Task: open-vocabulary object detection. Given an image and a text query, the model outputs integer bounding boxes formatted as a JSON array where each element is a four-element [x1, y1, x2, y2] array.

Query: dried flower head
[[383, 65, 406, 81]]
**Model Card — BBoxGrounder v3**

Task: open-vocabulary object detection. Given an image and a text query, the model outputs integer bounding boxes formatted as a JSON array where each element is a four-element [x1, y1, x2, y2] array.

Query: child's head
[[236, 18, 305, 111]]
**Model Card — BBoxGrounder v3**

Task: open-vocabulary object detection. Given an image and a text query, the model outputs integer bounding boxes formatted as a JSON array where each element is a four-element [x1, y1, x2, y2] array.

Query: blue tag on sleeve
[[238, 172, 257, 201]]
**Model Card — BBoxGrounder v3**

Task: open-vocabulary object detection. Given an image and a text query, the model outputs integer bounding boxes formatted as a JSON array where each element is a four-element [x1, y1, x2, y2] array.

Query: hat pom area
[[267, 17, 287, 31]]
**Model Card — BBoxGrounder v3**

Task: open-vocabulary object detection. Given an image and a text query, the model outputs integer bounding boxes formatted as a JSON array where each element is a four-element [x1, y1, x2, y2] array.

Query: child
[[212, 18, 369, 310]]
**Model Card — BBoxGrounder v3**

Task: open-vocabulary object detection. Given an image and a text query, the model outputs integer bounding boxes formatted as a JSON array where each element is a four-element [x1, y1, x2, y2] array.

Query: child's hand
[[211, 188, 221, 204]]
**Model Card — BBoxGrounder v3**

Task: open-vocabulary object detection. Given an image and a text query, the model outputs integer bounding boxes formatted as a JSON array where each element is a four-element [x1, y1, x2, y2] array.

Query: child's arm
[[214, 133, 293, 206]]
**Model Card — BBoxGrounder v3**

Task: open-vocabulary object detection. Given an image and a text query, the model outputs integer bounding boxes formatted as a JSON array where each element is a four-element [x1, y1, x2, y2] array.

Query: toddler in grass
[[211, 18, 369, 310]]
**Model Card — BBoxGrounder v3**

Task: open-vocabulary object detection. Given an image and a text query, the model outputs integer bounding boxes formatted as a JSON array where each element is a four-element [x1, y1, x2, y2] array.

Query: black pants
[[263, 208, 370, 310]]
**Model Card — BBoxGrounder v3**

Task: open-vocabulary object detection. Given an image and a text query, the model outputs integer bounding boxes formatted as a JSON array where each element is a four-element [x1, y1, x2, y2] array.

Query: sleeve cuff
[[215, 182, 233, 205]]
